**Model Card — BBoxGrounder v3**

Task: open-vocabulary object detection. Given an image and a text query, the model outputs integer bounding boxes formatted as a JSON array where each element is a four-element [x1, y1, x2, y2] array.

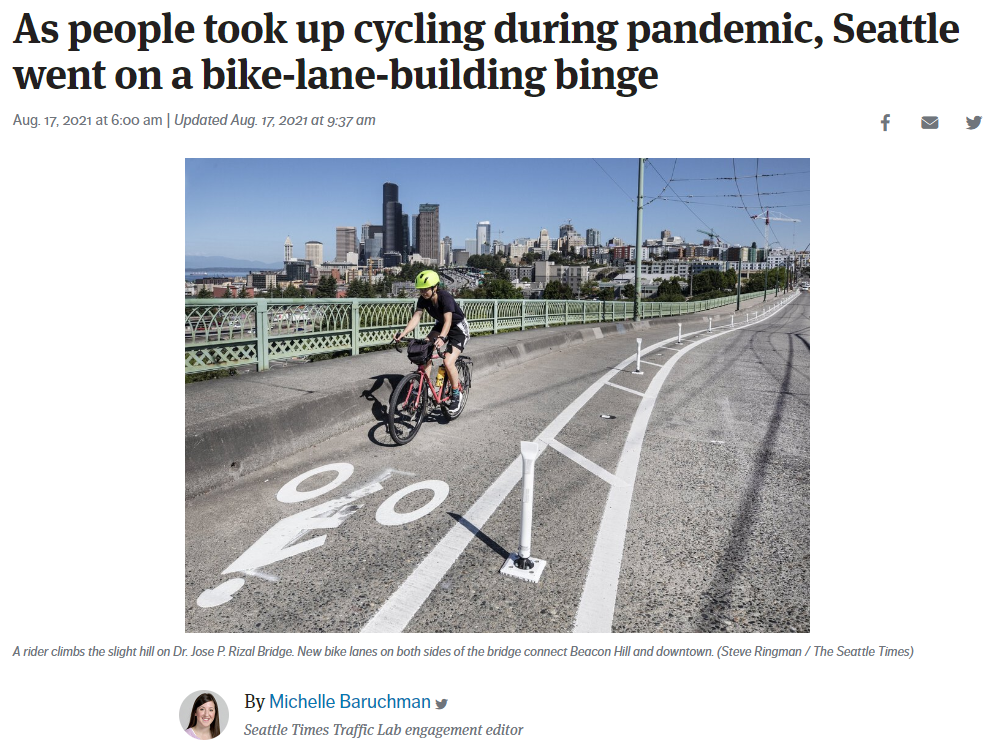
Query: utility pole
[[735, 259, 741, 311], [634, 158, 645, 321]]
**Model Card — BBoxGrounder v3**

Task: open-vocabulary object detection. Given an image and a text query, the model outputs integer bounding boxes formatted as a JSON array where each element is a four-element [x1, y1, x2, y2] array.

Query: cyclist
[[393, 270, 470, 412]]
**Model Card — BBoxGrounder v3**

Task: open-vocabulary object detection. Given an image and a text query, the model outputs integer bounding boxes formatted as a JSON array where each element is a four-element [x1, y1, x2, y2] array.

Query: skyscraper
[[538, 228, 550, 259], [587, 228, 602, 247], [284, 235, 293, 262], [336, 227, 357, 263], [476, 221, 491, 254], [304, 240, 323, 268], [416, 204, 440, 264], [382, 183, 402, 259]]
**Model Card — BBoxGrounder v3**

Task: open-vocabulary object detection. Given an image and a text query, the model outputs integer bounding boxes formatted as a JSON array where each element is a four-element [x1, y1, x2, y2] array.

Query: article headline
[[12, 11, 961, 97]]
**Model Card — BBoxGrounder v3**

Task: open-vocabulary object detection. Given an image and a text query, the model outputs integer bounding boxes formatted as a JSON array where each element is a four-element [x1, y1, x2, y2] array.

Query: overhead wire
[[591, 159, 636, 202]]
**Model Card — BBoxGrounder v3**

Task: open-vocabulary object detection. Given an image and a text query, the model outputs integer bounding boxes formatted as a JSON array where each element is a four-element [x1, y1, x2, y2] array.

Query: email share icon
[[921, 116, 939, 130]]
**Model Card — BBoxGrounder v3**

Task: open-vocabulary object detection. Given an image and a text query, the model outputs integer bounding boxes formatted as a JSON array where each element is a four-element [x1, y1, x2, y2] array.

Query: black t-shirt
[[417, 288, 466, 329]]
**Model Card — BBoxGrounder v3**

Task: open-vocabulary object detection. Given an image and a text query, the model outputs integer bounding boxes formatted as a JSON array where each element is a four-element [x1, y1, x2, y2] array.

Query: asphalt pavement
[[185, 291, 807, 633]]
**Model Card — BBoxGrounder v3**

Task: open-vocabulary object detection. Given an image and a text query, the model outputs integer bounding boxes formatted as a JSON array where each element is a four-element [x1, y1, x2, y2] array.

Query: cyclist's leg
[[443, 320, 470, 390], [443, 347, 461, 390]]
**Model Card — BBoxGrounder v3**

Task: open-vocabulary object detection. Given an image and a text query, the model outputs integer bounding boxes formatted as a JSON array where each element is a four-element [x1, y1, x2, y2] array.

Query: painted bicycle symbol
[[197, 463, 449, 608]]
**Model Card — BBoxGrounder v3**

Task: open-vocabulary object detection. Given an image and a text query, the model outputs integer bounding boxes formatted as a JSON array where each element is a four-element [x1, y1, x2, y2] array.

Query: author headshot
[[185, 693, 221, 740]]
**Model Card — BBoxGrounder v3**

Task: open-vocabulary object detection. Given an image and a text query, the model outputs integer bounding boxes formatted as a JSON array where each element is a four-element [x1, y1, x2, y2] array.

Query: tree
[[578, 280, 600, 299], [622, 283, 636, 301], [598, 287, 614, 301], [316, 275, 337, 298], [481, 277, 522, 299], [468, 253, 505, 276], [196, 288, 213, 299], [650, 278, 685, 302], [543, 280, 573, 299], [347, 279, 376, 298], [223, 287, 232, 298], [237, 286, 248, 299]]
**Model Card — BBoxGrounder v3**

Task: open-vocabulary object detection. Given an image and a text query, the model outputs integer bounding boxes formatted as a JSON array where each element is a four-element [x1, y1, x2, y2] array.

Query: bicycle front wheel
[[387, 372, 427, 445]]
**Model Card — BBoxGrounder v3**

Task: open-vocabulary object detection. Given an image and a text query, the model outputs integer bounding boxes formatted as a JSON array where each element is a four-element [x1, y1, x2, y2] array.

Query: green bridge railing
[[184, 293, 772, 375]]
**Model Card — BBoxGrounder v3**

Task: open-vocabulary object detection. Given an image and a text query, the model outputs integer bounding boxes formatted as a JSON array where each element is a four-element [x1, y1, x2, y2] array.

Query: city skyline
[[185, 158, 810, 264]]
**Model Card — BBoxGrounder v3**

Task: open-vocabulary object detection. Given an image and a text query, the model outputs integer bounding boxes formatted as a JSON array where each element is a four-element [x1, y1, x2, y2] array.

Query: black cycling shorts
[[431, 318, 471, 353]]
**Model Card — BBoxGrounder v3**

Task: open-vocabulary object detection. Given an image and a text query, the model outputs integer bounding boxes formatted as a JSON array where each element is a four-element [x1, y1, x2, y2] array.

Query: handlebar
[[392, 337, 446, 358]]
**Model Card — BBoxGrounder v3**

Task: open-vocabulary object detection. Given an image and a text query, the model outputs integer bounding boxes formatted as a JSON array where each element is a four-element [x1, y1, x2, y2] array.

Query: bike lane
[[186, 295, 801, 633]]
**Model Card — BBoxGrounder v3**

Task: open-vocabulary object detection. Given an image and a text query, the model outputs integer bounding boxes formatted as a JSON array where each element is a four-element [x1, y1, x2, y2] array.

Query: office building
[[304, 240, 323, 268], [336, 226, 358, 263], [538, 228, 551, 259], [476, 221, 491, 254], [284, 235, 293, 263], [382, 182, 402, 258], [416, 204, 441, 264]]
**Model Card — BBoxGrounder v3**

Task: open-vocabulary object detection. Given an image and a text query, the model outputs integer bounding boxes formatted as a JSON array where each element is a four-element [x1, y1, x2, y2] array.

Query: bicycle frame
[[401, 348, 452, 409]]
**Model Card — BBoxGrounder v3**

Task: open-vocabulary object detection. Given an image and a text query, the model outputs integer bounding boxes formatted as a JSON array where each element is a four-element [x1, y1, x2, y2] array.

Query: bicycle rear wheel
[[387, 372, 427, 445]]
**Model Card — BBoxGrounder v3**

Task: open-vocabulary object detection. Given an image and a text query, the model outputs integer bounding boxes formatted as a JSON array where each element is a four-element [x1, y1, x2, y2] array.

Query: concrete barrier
[[185, 298, 794, 499]]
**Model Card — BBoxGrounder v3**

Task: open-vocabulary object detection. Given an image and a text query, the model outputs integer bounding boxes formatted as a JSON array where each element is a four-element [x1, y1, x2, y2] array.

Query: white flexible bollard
[[678, 323, 682, 344], [500, 441, 547, 582], [731, 314, 734, 328], [746, 313, 749, 323], [708, 317, 712, 332], [632, 338, 643, 375]]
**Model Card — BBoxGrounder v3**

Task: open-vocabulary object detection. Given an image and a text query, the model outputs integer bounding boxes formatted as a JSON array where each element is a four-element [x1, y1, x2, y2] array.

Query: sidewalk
[[185, 293, 796, 498]]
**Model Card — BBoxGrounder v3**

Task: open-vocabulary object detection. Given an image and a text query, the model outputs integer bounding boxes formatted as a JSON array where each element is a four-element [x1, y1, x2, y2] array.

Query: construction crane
[[749, 210, 800, 254]]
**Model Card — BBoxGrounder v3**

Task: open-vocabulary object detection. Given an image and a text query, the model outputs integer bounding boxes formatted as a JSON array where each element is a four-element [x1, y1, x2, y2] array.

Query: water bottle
[[435, 366, 446, 388]]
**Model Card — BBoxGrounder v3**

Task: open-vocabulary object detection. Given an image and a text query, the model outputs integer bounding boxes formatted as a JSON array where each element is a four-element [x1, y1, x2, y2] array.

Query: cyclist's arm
[[395, 310, 423, 341], [436, 312, 453, 345]]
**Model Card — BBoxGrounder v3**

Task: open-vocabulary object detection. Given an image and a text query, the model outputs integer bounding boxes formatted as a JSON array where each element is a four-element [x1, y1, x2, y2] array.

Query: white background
[[3, 1, 1000, 748]]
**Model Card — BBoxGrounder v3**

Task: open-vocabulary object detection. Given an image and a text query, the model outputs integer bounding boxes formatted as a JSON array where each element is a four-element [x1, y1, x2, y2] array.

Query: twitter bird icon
[[435, 699, 448, 710], [966, 116, 982, 130]]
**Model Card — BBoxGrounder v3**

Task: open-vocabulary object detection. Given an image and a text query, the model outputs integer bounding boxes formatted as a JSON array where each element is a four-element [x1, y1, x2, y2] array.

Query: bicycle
[[387, 338, 473, 446]]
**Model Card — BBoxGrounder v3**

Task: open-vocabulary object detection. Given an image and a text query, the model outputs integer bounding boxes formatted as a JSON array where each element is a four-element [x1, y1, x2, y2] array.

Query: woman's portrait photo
[[180, 691, 227, 740]]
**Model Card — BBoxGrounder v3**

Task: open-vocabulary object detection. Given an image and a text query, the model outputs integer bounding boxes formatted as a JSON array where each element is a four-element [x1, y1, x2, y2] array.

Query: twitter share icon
[[967, 116, 982, 130]]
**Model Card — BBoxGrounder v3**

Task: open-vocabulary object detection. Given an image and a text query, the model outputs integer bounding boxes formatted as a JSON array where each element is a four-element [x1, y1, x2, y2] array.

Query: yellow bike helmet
[[415, 270, 440, 289]]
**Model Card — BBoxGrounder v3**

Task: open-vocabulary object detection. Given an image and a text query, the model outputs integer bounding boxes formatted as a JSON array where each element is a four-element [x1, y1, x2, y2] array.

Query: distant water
[[185, 268, 259, 278]]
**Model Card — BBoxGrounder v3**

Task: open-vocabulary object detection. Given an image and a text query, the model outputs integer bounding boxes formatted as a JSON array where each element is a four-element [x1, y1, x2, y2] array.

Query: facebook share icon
[[880, 114, 891, 131]]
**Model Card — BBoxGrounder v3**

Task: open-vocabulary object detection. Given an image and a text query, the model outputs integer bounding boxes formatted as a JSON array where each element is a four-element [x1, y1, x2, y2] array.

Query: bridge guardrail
[[184, 293, 774, 375]]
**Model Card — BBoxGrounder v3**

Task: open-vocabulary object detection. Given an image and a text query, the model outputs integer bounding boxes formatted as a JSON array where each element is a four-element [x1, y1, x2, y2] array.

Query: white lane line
[[361, 456, 523, 633], [641, 360, 663, 368], [364, 296, 797, 633], [362, 359, 633, 633], [606, 382, 646, 397], [545, 438, 629, 488], [573, 297, 797, 633]]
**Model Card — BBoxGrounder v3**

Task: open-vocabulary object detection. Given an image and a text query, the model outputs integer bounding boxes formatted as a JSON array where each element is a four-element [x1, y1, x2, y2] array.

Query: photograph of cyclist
[[393, 270, 471, 412]]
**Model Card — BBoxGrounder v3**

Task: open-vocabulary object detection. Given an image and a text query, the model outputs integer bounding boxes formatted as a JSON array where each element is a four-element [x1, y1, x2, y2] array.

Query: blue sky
[[185, 158, 809, 263]]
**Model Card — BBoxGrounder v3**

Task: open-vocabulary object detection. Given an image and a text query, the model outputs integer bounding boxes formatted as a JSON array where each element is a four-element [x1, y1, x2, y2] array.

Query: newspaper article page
[[4, 0, 998, 748]]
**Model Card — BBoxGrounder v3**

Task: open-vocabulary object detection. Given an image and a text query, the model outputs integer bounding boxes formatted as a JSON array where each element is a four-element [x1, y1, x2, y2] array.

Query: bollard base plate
[[500, 553, 547, 583]]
